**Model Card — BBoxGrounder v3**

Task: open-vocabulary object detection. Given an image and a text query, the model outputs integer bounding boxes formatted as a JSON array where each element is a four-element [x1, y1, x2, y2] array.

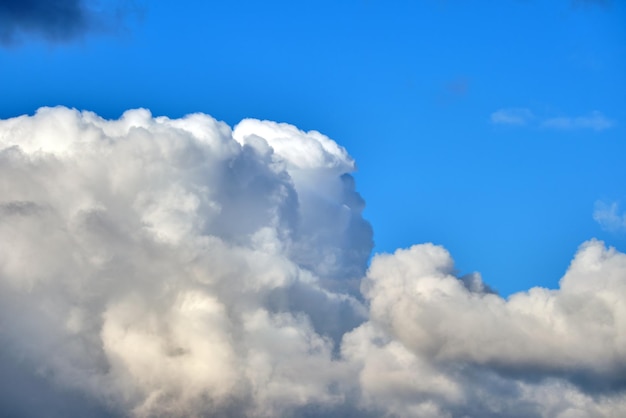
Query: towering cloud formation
[[0, 107, 624, 417]]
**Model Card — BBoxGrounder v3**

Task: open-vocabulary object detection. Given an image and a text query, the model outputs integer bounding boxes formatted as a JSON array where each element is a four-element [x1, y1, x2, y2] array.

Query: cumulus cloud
[[594, 201, 626, 233], [490, 108, 534, 126], [1, 107, 625, 417], [0, 0, 140, 45], [350, 241, 626, 416]]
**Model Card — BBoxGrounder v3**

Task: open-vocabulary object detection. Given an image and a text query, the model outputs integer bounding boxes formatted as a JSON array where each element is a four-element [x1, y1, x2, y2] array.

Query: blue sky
[[1, 0, 624, 296], [3, 2, 626, 416]]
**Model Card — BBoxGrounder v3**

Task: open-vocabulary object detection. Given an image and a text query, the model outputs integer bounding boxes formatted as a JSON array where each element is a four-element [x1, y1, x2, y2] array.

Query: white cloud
[[594, 201, 626, 232], [490, 108, 615, 131], [347, 239, 626, 417], [0, 106, 370, 417], [542, 111, 615, 131], [490, 108, 534, 125], [0, 107, 625, 417]]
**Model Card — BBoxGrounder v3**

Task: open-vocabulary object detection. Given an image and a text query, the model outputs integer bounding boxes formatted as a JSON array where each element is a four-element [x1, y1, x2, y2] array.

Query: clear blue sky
[[1, 0, 624, 296]]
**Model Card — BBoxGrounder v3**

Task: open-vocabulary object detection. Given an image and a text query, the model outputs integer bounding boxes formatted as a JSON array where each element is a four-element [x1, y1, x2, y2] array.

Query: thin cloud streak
[[490, 108, 534, 125], [542, 111, 615, 131], [491, 108, 615, 131]]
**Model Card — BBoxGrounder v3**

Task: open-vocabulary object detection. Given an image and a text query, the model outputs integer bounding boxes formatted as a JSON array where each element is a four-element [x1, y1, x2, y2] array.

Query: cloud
[[542, 111, 615, 131], [491, 108, 615, 131], [0, 106, 371, 417], [0, 0, 140, 45], [490, 108, 534, 125], [349, 240, 626, 417], [594, 201, 626, 232], [1, 107, 625, 417]]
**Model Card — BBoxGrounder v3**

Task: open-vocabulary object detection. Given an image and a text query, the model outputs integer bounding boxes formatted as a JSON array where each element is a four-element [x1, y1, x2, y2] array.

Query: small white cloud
[[491, 108, 616, 132], [542, 111, 615, 131], [594, 201, 626, 232], [490, 108, 534, 125]]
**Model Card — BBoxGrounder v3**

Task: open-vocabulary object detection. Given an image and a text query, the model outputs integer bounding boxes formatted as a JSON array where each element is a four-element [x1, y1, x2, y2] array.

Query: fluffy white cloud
[[343, 240, 626, 417], [0, 107, 625, 417], [0, 107, 369, 417]]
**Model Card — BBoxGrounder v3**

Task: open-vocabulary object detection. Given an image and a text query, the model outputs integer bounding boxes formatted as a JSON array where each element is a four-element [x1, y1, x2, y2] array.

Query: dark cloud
[[0, 200, 44, 216], [0, 0, 139, 45], [0, 348, 114, 417]]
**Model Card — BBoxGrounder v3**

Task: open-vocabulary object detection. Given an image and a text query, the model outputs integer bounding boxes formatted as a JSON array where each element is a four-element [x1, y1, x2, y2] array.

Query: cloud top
[[233, 119, 354, 172], [0, 107, 625, 417]]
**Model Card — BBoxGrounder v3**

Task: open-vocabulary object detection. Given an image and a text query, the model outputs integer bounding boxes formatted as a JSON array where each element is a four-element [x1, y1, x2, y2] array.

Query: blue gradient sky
[[1, 0, 624, 296]]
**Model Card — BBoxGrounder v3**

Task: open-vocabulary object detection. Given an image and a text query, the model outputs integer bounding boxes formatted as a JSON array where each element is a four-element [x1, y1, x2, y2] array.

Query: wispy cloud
[[594, 201, 626, 232], [490, 108, 534, 125], [491, 108, 615, 131], [542, 111, 615, 131]]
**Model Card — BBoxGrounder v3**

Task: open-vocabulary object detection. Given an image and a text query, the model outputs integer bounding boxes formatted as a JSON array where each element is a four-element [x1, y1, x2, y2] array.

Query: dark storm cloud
[[0, 0, 139, 45]]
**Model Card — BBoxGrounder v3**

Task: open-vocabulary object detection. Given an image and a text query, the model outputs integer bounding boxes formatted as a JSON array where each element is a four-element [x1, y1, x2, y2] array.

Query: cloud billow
[[0, 107, 625, 417]]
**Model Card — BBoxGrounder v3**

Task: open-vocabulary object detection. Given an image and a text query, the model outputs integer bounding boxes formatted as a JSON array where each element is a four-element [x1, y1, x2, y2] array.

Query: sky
[[0, 0, 625, 417], [1, 0, 624, 296]]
